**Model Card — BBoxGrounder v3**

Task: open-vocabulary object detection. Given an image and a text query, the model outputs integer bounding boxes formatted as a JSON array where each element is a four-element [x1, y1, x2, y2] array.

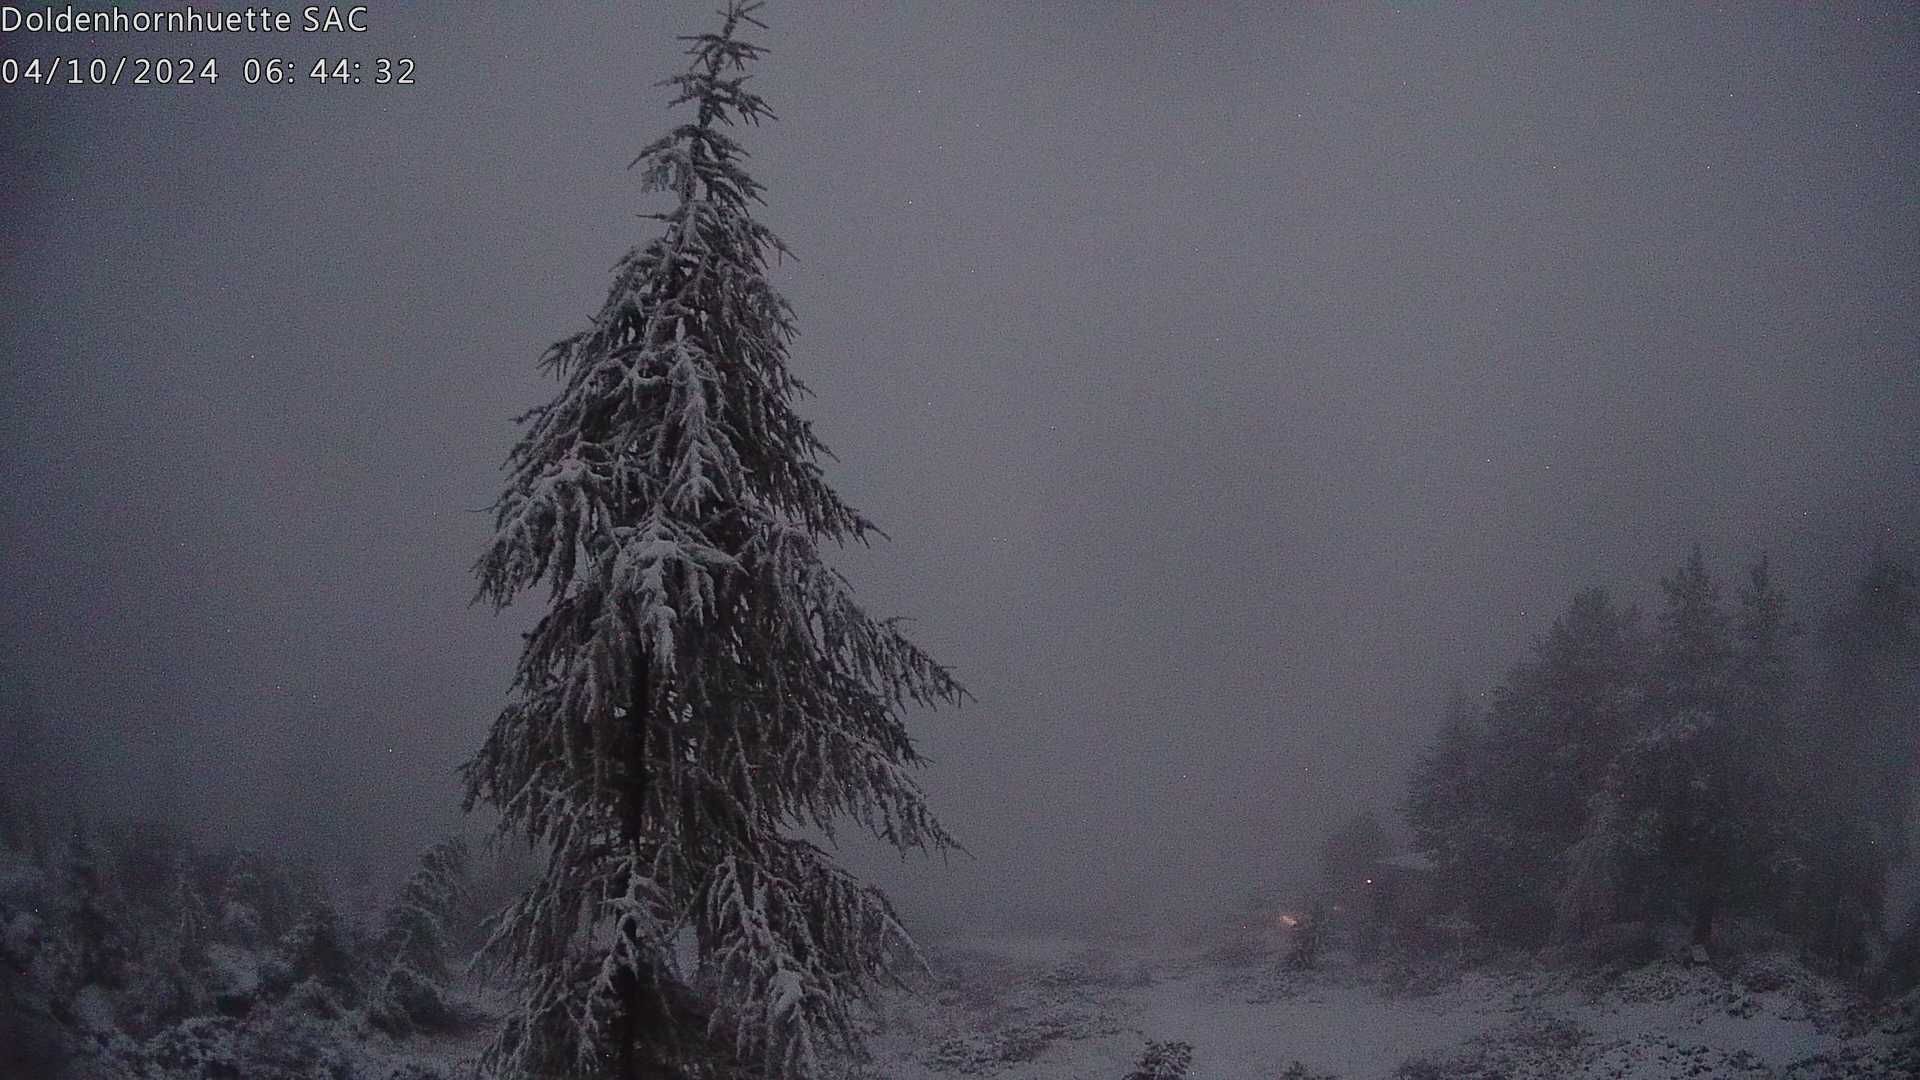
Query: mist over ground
[[2, 2, 1916, 939]]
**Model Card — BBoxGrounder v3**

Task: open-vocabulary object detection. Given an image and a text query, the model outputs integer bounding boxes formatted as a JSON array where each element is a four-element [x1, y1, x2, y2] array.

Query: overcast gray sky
[[3, 2, 1917, 931]]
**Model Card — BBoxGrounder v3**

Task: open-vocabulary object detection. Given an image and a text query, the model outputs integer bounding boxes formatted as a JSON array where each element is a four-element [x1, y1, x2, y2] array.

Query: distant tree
[[1415, 589, 1645, 945], [1790, 546, 1919, 965], [272, 898, 359, 1001], [1732, 557, 1797, 723], [462, 5, 965, 1079], [1822, 548, 1919, 864], [215, 848, 309, 949], [1650, 547, 1733, 712], [217, 850, 269, 948], [1566, 547, 1810, 951], [110, 845, 217, 1038], [1614, 545, 1744, 946], [1316, 809, 1390, 894], [1724, 556, 1804, 917], [1405, 688, 1492, 926], [1406, 541, 1916, 962], [380, 837, 471, 981], [1405, 688, 1480, 852], [370, 842, 476, 1038]]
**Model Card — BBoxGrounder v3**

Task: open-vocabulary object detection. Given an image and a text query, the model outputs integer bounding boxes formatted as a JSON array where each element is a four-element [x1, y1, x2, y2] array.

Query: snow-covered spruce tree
[[462, 5, 963, 1079]]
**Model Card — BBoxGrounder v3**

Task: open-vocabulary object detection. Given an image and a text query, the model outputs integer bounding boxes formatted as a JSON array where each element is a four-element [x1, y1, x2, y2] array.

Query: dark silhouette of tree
[[1412, 590, 1645, 945], [1791, 547, 1919, 965]]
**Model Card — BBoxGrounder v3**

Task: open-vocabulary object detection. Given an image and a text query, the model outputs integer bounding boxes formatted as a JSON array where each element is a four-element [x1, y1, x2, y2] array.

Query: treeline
[[1404, 544, 1919, 971], [0, 798, 484, 1079]]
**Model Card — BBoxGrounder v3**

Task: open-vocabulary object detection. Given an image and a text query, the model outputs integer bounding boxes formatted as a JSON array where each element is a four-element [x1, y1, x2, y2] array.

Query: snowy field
[[849, 932, 1918, 1080]]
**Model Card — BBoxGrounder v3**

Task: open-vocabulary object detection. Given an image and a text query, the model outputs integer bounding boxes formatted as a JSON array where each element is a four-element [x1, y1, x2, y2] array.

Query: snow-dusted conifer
[[462, 5, 963, 1078], [1404, 687, 1486, 909], [1637, 546, 1740, 944], [1727, 557, 1803, 914], [1552, 781, 1628, 945], [380, 837, 470, 981], [1437, 589, 1645, 944], [273, 898, 357, 999], [1793, 547, 1919, 962]]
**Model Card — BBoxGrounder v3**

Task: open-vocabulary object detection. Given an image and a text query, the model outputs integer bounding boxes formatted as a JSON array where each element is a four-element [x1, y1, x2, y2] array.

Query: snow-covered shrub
[[144, 1011, 355, 1080], [216, 849, 321, 952], [1123, 1039, 1193, 1080], [284, 975, 348, 1019], [926, 1015, 1102, 1075], [238, 996, 362, 1080], [139, 1015, 248, 1079], [138, 994, 362, 1079], [118, 950, 206, 1039], [364, 962, 465, 1037], [266, 901, 360, 1002]]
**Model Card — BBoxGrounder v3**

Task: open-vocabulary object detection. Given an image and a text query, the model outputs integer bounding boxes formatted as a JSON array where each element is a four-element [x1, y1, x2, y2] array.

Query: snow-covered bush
[[364, 962, 467, 1037], [1123, 1039, 1193, 1080], [137, 999, 359, 1080], [268, 901, 360, 1001], [138, 1014, 249, 1078]]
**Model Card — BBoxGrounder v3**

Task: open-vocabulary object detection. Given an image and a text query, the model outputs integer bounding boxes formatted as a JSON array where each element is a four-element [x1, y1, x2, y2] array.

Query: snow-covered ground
[[852, 932, 1918, 1080]]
